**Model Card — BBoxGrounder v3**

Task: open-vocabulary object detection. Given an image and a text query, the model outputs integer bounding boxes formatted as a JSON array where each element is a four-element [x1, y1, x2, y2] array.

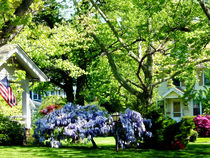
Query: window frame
[[203, 69, 210, 86]]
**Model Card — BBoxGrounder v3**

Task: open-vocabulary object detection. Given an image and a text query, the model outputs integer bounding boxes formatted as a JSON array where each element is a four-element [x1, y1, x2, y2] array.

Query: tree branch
[[199, 0, 210, 21], [152, 58, 210, 87], [91, 33, 140, 96], [90, 0, 140, 63], [0, 0, 34, 46], [173, 0, 181, 19], [126, 79, 143, 89]]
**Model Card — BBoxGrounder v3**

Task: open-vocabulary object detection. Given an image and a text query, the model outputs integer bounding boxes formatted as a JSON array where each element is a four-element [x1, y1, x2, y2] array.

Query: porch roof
[[162, 87, 184, 98], [0, 44, 48, 81]]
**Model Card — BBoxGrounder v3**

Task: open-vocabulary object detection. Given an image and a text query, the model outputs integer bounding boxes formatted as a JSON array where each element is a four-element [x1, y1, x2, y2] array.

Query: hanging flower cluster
[[34, 103, 112, 143], [194, 115, 210, 137], [116, 109, 152, 148], [33, 103, 152, 149]]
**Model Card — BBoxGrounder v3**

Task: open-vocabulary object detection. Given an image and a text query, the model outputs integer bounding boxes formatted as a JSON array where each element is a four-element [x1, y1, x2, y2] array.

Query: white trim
[[15, 45, 48, 81], [0, 48, 17, 68], [199, 101, 202, 115], [162, 87, 184, 98], [172, 100, 183, 122], [0, 44, 48, 81]]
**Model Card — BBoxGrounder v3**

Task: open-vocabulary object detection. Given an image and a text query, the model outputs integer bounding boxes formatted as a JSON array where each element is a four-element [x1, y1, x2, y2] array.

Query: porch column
[[200, 101, 202, 115], [22, 79, 31, 129]]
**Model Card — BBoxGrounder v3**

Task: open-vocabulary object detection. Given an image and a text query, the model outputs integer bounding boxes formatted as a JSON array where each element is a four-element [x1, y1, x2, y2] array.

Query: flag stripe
[[0, 85, 9, 100], [0, 83, 8, 95], [0, 77, 17, 108], [0, 91, 12, 107]]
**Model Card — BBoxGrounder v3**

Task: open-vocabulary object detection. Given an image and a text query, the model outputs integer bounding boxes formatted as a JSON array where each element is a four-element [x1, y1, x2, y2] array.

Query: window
[[172, 78, 180, 87], [38, 94, 41, 100], [173, 102, 181, 117], [204, 69, 210, 86], [51, 91, 55, 95], [33, 93, 38, 100], [30, 91, 32, 99], [193, 100, 203, 115]]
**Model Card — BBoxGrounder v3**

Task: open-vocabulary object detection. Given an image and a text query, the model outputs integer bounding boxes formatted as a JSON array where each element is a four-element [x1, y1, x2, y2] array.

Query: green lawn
[[0, 137, 210, 158]]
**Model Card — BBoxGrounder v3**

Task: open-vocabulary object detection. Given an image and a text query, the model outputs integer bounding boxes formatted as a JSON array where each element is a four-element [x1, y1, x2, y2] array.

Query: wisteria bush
[[33, 103, 112, 148], [33, 103, 152, 149], [115, 109, 152, 148], [194, 115, 210, 137]]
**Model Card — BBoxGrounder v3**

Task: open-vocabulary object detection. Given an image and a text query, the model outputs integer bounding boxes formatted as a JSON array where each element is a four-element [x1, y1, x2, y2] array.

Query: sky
[[57, 0, 76, 20]]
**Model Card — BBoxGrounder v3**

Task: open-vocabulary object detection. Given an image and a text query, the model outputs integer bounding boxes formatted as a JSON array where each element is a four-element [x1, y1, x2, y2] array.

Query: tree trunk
[[91, 136, 98, 148], [0, 0, 34, 46], [76, 75, 86, 105], [63, 78, 74, 103], [141, 18, 154, 107], [76, 49, 87, 105]]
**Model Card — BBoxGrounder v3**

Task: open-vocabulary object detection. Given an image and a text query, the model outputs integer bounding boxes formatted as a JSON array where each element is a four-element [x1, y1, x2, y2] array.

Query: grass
[[193, 137, 210, 143], [0, 137, 210, 158]]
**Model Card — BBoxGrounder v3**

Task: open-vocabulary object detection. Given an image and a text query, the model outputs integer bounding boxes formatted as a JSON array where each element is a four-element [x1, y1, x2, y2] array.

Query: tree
[[13, 23, 97, 104], [0, 0, 41, 46], [81, 0, 210, 107], [12, 0, 102, 104]]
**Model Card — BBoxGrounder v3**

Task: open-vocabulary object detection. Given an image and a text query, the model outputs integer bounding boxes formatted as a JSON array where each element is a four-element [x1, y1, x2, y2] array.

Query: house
[[158, 68, 210, 122], [29, 88, 67, 103], [0, 44, 48, 128]]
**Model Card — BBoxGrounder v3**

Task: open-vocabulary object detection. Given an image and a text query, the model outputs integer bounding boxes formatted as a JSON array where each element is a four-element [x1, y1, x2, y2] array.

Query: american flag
[[0, 77, 17, 107]]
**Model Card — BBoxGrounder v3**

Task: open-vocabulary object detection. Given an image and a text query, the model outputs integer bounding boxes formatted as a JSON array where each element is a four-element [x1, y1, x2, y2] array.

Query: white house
[[158, 68, 210, 122], [0, 44, 48, 128]]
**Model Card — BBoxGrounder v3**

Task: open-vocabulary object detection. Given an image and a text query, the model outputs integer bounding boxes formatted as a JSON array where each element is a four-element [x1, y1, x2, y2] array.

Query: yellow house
[[158, 69, 210, 122]]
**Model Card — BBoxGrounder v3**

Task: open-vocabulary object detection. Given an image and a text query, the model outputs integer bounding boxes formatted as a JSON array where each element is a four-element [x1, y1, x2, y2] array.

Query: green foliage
[[0, 69, 26, 116], [182, 68, 210, 110], [38, 95, 67, 113], [189, 129, 198, 142], [85, 0, 210, 106], [86, 56, 140, 112], [0, 114, 24, 145], [33, 0, 64, 28], [142, 105, 193, 149], [182, 116, 196, 128]]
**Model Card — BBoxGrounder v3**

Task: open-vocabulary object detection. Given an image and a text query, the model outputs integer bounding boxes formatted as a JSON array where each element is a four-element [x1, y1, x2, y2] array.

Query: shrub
[[0, 114, 24, 145], [33, 103, 113, 148], [115, 109, 152, 148], [40, 104, 62, 115], [203, 108, 210, 115], [194, 115, 210, 137], [189, 130, 198, 142], [33, 103, 151, 149], [39, 95, 66, 113], [182, 116, 195, 128], [142, 106, 193, 149]]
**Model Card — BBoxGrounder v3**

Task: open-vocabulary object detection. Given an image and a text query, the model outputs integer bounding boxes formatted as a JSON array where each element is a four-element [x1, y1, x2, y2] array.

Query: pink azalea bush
[[193, 115, 210, 137]]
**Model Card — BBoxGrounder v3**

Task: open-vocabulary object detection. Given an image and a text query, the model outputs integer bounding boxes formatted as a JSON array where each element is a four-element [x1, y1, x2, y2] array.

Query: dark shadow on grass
[[0, 143, 210, 158]]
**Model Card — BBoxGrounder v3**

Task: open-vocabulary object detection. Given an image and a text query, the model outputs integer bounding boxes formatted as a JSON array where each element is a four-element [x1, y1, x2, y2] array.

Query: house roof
[[0, 44, 48, 81], [162, 87, 184, 98]]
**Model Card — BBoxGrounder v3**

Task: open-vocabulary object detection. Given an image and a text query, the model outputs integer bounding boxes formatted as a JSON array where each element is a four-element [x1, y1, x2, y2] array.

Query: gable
[[166, 91, 180, 98], [0, 44, 48, 81], [162, 87, 184, 99]]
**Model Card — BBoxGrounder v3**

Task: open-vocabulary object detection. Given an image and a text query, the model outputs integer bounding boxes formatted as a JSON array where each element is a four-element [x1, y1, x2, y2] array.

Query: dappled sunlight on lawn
[[0, 137, 210, 158]]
